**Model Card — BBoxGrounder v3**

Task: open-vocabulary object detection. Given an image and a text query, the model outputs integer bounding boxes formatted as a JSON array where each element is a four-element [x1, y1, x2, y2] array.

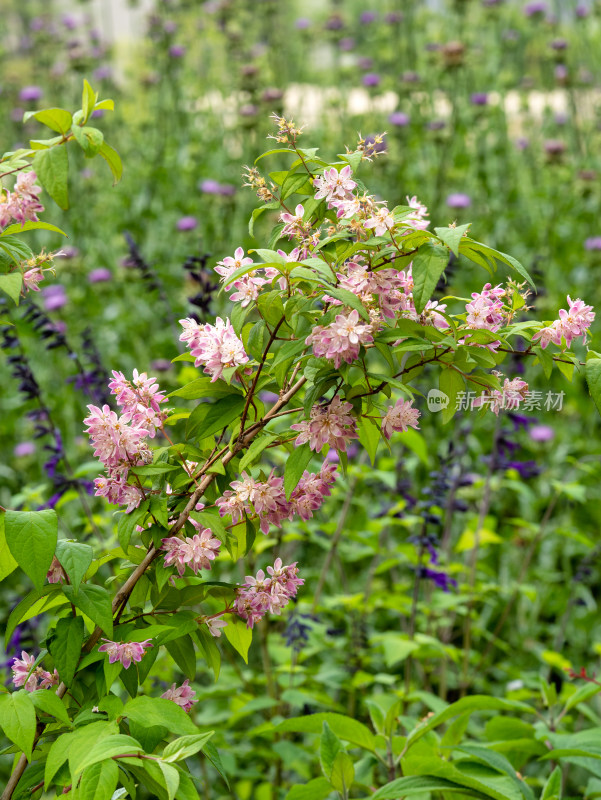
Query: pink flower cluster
[[216, 461, 337, 534], [108, 369, 168, 435], [98, 638, 153, 669], [214, 247, 295, 306], [381, 399, 421, 439], [279, 204, 320, 257], [161, 524, 221, 578], [11, 651, 58, 692], [474, 377, 529, 415], [0, 171, 44, 229], [532, 296, 595, 349], [313, 165, 357, 208], [291, 396, 358, 452], [161, 679, 197, 712], [405, 195, 430, 230], [84, 370, 169, 512], [465, 284, 507, 332], [306, 308, 374, 367], [180, 316, 249, 382], [235, 558, 304, 629]]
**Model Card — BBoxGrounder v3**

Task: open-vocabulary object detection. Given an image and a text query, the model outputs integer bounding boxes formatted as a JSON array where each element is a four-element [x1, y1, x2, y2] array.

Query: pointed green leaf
[[49, 615, 85, 686], [56, 540, 93, 592], [5, 509, 57, 592], [0, 690, 36, 760], [63, 584, 113, 635], [0, 272, 23, 305], [284, 442, 313, 500], [223, 615, 252, 664], [412, 242, 449, 314], [33, 145, 69, 209]]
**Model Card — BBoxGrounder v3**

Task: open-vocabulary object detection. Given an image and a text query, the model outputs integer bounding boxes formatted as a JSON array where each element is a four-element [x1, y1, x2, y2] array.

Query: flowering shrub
[[2, 104, 601, 800]]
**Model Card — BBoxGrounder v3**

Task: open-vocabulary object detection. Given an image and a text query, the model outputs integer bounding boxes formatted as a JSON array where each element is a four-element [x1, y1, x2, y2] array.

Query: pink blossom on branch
[[381, 399, 421, 439], [532, 295, 595, 349], [313, 165, 357, 206], [11, 651, 58, 692], [98, 638, 153, 669], [46, 555, 66, 584], [291, 396, 358, 452], [161, 679, 198, 712], [306, 309, 373, 367], [107, 369, 168, 435], [235, 559, 304, 629], [161, 527, 221, 577], [179, 316, 249, 382]]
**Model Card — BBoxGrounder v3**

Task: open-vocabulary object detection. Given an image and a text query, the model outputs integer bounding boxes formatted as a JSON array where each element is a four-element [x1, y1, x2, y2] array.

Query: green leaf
[[165, 634, 197, 681], [162, 732, 215, 763], [124, 696, 198, 735], [439, 368, 465, 425], [116, 501, 149, 552], [77, 759, 119, 800], [49, 615, 85, 686], [63, 584, 113, 636], [284, 777, 333, 800], [169, 378, 240, 400], [5, 509, 57, 592], [45, 730, 76, 787], [412, 242, 449, 314], [23, 108, 73, 134], [281, 172, 311, 200], [284, 443, 313, 500], [131, 463, 181, 477], [0, 272, 23, 305], [320, 721, 342, 780], [56, 540, 93, 592], [0, 511, 18, 580], [158, 761, 181, 800], [71, 734, 143, 776], [434, 223, 471, 256], [174, 770, 201, 800], [81, 79, 97, 123], [5, 585, 62, 647], [186, 394, 246, 442], [586, 359, 601, 419], [200, 740, 229, 787], [72, 125, 104, 158], [30, 689, 71, 725], [195, 626, 221, 681], [238, 433, 278, 472], [540, 766, 562, 799], [404, 696, 534, 752], [372, 776, 486, 799], [358, 416, 380, 465], [0, 220, 67, 237], [330, 751, 355, 794], [0, 690, 36, 760], [324, 286, 370, 321], [276, 713, 376, 752], [460, 238, 535, 288], [33, 145, 69, 209], [98, 142, 123, 184], [223, 615, 252, 664]]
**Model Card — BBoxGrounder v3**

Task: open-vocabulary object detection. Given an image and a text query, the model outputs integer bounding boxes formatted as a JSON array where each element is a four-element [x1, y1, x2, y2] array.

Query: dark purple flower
[[544, 138, 566, 156], [42, 285, 67, 311], [239, 104, 258, 117], [339, 37, 355, 51], [176, 216, 198, 232], [515, 136, 529, 150], [554, 64, 568, 82], [470, 92, 488, 106], [362, 73, 381, 88], [91, 109, 104, 119], [62, 14, 77, 30], [261, 88, 283, 102], [585, 237, 601, 251], [446, 193, 471, 208], [163, 20, 178, 34], [358, 57, 374, 70], [389, 111, 410, 126], [60, 246, 79, 259], [529, 424, 554, 442], [200, 179, 221, 194], [385, 12, 403, 23], [19, 86, 43, 102], [324, 14, 344, 30], [168, 44, 186, 58], [550, 38, 568, 50], [364, 134, 387, 153], [14, 442, 35, 457], [151, 359, 172, 372], [421, 566, 457, 592], [524, 1, 547, 16], [217, 184, 235, 196], [360, 11, 378, 23], [576, 4, 588, 17], [88, 268, 112, 284]]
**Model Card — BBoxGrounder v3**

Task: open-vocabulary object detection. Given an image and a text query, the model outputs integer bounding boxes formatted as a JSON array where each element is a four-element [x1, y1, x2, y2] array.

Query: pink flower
[[161, 527, 221, 577], [473, 377, 529, 415], [532, 295, 595, 349], [214, 247, 254, 288], [381, 399, 421, 439], [46, 555, 66, 584], [313, 165, 356, 206], [404, 195, 430, 230], [107, 370, 168, 435], [198, 616, 228, 637], [23, 267, 45, 292], [291, 397, 358, 452], [0, 172, 44, 230], [83, 404, 151, 471], [179, 316, 249, 382], [11, 651, 36, 691], [235, 559, 303, 629], [98, 638, 153, 669], [306, 309, 373, 367], [364, 206, 395, 236], [465, 284, 507, 332], [280, 204, 306, 237], [161, 679, 197, 712], [94, 474, 145, 512]]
